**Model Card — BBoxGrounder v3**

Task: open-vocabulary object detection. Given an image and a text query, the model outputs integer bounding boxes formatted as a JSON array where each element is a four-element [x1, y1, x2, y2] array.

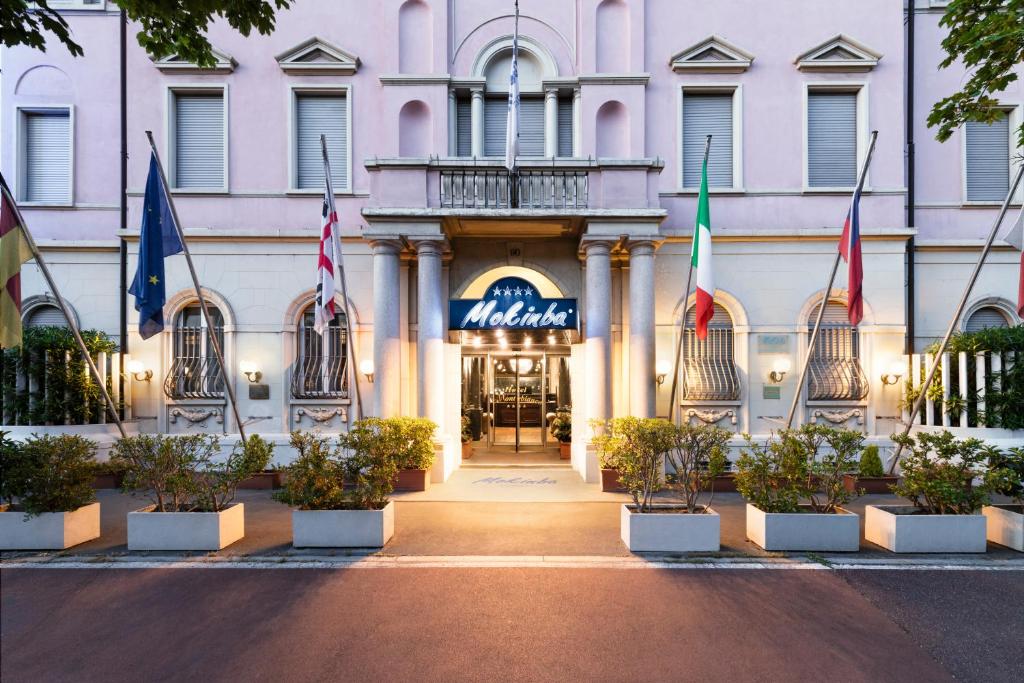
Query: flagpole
[[144, 131, 247, 445], [887, 161, 1024, 474], [785, 130, 878, 430], [0, 178, 127, 438], [320, 134, 364, 419], [668, 134, 711, 425]]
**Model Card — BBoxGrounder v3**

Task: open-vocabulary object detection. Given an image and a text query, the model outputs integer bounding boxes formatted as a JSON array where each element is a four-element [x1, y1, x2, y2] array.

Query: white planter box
[[127, 503, 244, 551], [292, 501, 395, 548], [0, 502, 100, 550], [983, 505, 1023, 552], [865, 505, 987, 553], [745, 504, 859, 552], [620, 504, 720, 552]]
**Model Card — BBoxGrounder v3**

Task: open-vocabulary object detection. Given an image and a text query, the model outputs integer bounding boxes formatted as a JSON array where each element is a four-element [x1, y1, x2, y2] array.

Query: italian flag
[[692, 153, 714, 339]]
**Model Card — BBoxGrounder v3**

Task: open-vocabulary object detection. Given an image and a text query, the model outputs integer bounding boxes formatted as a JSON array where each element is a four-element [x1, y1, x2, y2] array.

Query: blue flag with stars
[[129, 153, 183, 339]]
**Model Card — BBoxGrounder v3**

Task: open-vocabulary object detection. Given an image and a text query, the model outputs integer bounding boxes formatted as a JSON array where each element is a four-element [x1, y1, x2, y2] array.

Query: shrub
[[664, 423, 731, 514], [112, 434, 204, 512], [983, 445, 1023, 508], [735, 432, 806, 514], [857, 445, 885, 478], [593, 417, 676, 512], [461, 415, 472, 444], [549, 410, 571, 443], [339, 418, 413, 510], [273, 431, 347, 510], [890, 431, 990, 514], [192, 434, 274, 512], [0, 431, 30, 505], [381, 417, 437, 471], [1, 434, 97, 516]]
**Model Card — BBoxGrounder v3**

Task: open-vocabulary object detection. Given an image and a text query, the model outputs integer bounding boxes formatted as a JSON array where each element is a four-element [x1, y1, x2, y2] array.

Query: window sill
[[169, 189, 229, 196], [679, 399, 742, 406], [285, 189, 355, 197], [806, 400, 867, 407], [16, 201, 74, 208], [671, 187, 746, 196], [960, 201, 1023, 209], [165, 397, 226, 405], [801, 186, 859, 195], [288, 397, 352, 405]]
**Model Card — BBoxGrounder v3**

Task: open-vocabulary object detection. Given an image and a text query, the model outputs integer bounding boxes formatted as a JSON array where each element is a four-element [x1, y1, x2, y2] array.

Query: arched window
[[681, 302, 740, 400], [165, 303, 225, 399], [292, 304, 348, 399], [807, 300, 867, 401], [24, 304, 67, 328], [965, 305, 1011, 332]]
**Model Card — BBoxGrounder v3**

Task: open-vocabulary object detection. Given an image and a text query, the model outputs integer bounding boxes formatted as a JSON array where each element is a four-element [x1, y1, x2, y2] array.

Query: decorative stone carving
[[812, 409, 864, 425], [686, 408, 737, 425], [169, 407, 223, 425], [295, 407, 347, 425]]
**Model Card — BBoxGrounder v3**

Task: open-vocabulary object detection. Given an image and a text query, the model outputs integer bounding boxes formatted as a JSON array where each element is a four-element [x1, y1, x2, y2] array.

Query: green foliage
[[362, 417, 437, 471], [592, 417, 676, 512], [0, 1, 83, 57], [857, 445, 885, 478], [1, 434, 97, 516], [549, 410, 572, 443], [460, 415, 472, 444], [273, 431, 347, 511], [984, 445, 1024, 507], [735, 432, 806, 514], [193, 434, 274, 512], [664, 424, 731, 514], [891, 431, 991, 514], [339, 419, 410, 510], [928, 0, 1024, 149]]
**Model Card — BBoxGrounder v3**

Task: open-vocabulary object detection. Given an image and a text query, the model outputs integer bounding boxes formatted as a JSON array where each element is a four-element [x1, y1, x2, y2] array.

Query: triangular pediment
[[795, 34, 881, 72], [153, 46, 236, 74], [670, 35, 754, 73], [276, 37, 359, 75]]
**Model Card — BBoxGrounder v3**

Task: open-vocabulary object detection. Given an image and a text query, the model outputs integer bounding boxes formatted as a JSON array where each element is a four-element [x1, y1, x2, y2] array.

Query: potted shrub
[[387, 417, 437, 492], [461, 415, 473, 459], [619, 422, 730, 552], [735, 424, 863, 552], [592, 419, 626, 492], [843, 444, 898, 494], [549, 410, 572, 460], [982, 446, 1023, 552], [0, 432, 101, 550], [91, 459, 128, 489], [115, 434, 273, 551], [276, 424, 398, 548], [865, 431, 989, 553]]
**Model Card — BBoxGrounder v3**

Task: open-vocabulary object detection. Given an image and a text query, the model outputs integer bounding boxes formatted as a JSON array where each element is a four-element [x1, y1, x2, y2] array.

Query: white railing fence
[[905, 350, 1017, 429]]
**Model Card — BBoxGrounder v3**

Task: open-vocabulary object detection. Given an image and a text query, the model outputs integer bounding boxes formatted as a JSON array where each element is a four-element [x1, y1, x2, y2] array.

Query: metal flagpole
[[320, 134, 364, 419], [144, 131, 247, 444], [785, 130, 878, 429], [0, 177, 127, 438], [668, 135, 711, 425], [887, 161, 1024, 474]]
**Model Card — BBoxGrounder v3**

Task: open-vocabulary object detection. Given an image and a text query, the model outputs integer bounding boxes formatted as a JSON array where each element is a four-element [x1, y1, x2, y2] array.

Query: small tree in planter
[[866, 430, 991, 553], [461, 415, 473, 459], [549, 410, 572, 460], [0, 433, 101, 550], [273, 431, 347, 511], [364, 417, 436, 492], [665, 424, 730, 514], [982, 446, 1023, 551], [592, 418, 625, 492], [843, 444, 898, 494]]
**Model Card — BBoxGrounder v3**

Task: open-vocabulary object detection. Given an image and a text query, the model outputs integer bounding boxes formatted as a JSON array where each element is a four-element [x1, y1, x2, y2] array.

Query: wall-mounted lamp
[[239, 360, 262, 383], [880, 360, 904, 386], [768, 357, 791, 384], [125, 359, 152, 382], [360, 359, 375, 383], [655, 359, 671, 386]]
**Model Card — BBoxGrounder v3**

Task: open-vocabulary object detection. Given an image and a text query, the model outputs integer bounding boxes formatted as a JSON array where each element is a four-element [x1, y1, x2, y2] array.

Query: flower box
[[746, 504, 860, 552], [91, 473, 125, 489], [982, 505, 1023, 552], [393, 468, 430, 492], [237, 470, 285, 490], [620, 504, 719, 552], [559, 441, 571, 460], [127, 503, 245, 551], [0, 502, 100, 550], [292, 501, 395, 548], [601, 468, 626, 492], [842, 473, 899, 495], [864, 505, 987, 553], [711, 473, 738, 493]]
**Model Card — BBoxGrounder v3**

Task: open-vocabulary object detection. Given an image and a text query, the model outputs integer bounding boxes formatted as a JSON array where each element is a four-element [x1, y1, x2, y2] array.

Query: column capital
[[579, 238, 616, 258], [544, 87, 559, 98], [627, 239, 659, 257], [410, 237, 448, 257], [470, 87, 485, 98], [368, 238, 402, 255]]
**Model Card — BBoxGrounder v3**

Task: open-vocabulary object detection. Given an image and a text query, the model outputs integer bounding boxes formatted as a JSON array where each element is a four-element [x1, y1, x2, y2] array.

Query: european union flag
[[129, 153, 183, 339]]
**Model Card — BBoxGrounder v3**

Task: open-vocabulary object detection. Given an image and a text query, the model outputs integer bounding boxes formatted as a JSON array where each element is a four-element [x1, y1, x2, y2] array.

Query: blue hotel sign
[[449, 277, 578, 331]]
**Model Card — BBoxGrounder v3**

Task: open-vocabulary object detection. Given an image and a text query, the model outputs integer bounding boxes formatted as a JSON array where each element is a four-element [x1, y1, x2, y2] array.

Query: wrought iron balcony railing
[[440, 168, 588, 210]]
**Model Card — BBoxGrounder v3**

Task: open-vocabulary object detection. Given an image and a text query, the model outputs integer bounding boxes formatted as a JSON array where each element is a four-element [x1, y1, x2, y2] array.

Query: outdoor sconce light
[[656, 359, 671, 386], [881, 361, 904, 387], [768, 357, 791, 384], [360, 359, 375, 384], [125, 359, 152, 382], [239, 361, 262, 383]]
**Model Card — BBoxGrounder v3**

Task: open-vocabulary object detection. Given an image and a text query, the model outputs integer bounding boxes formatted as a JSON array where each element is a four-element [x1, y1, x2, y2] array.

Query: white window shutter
[[965, 114, 1009, 202], [174, 93, 224, 189], [455, 96, 472, 157], [965, 306, 1009, 331], [807, 92, 857, 187], [682, 93, 733, 187], [26, 305, 68, 328], [23, 110, 71, 203], [557, 96, 573, 157], [484, 95, 544, 157], [296, 93, 348, 190]]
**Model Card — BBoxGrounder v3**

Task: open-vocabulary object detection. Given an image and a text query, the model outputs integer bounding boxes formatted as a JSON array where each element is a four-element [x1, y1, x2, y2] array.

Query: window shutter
[[682, 93, 733, 188], [965, 114, 1009, 202], [455, 96, 472, 157], [685, 302, 732, 328], [809, 301, 852, 326], [557, 96, 574, 157], [965, 306, 1009, 332], [26, 305, 68, 328], [484, 95, 544, 157], [23, 110, 71, 203], [483, 97, 507, 157], [296, 93, 348, 190], [174, 93, 224, 189], [807, 92, 857, 187]]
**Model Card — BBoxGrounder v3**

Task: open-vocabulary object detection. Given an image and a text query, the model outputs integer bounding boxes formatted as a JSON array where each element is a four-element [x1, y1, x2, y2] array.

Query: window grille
[[291, 306, 349, 399], [164, 304, 225, 399], [807, 301, 868, 401], [681, 302, 740, 401]]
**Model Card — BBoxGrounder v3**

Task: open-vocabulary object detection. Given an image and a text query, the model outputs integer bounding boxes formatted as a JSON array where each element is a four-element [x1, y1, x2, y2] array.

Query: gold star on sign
[[148, 275, 159, 285]]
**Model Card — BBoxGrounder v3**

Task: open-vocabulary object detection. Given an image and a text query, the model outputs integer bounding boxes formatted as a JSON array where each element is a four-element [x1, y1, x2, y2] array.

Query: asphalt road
[[3, 567, 1020, 682]]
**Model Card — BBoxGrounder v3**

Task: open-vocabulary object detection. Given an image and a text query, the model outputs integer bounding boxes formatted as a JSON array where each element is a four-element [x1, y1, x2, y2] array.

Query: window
[[807, 90, 858, 188], [293, 90, 349, 190], [965, 306, 1011, 332], [557, 96, 574, 157], [24, 304, 67, 328], [19, 108, 71, 203], [807, 300, 868, 401], [165, 304, 225, 399], [681, 303, 740, 401], [965, 112, 1011, 202], [681, 91, 735, 188], [454, 95, 472, 156], [483, 95, 544, 157], [292, 305, 349, 399], [170, 90, 225, 190]]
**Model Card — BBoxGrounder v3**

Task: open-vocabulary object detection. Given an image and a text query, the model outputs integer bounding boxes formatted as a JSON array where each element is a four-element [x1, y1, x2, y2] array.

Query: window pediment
[[670, 36, 754, 74], [795, 35, 881, 72], [153, 47, 237, 75], [276, 37, 360, 75]]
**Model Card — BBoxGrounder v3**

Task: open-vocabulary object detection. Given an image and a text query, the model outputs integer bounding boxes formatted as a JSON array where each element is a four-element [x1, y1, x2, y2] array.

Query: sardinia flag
[[692, 154, 714, 339], [838, 185, 863, 326]]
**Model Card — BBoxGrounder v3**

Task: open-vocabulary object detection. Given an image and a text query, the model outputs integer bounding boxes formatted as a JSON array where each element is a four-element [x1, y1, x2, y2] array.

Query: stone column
[[583, 240, 613, 423], [628, 240, 657, 417], [371, 239, 402, 417], [572, 88, 582, 157], [470, 88, 485, 158], [414, 239, 445, 428], [544, 88, 559, 157]]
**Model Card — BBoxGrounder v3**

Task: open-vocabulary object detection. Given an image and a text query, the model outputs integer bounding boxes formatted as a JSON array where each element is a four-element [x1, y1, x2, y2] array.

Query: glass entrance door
[[490, 353, 545, 451]]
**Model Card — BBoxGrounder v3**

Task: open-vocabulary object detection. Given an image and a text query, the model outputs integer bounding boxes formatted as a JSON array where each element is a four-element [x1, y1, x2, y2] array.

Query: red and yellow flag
[[1, 187, 33, 348]]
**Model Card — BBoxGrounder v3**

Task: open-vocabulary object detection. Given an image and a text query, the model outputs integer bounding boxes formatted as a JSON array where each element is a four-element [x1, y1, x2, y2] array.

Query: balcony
[[440, 168, 588, 210]]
